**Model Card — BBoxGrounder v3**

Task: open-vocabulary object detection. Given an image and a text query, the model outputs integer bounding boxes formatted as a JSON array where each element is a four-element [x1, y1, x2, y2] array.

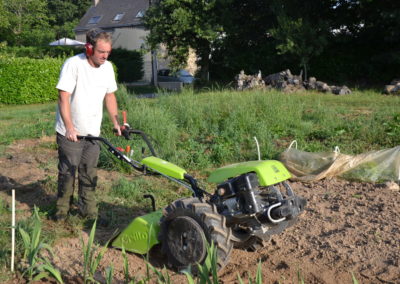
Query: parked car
[[157, 69, 195, 84]]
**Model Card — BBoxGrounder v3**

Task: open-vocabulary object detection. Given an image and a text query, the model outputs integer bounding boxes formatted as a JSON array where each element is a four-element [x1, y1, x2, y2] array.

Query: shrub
[[0, 45, 79, 59], [109, 48, 144, 82], [0, 56, 63, 104]]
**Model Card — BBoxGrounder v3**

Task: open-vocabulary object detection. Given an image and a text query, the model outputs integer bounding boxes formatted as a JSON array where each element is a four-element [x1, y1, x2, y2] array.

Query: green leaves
[[19, 206, 63, 283], [144, 0, 220, 75], [0, 56, 63, 104], [82, 219, 112, 283]]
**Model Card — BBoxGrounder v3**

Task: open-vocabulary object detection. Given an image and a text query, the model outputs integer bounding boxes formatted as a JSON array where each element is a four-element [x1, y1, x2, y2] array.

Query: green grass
[[108, 176, 186, 209], [2, 86, 399, 170], [125, 84, 158, 95], [106, 86, 400, 172], [0, 103, 56, 156]]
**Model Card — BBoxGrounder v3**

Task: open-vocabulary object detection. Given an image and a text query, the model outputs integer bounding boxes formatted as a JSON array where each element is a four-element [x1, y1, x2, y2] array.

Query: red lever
[[122, 111, 127, 125]]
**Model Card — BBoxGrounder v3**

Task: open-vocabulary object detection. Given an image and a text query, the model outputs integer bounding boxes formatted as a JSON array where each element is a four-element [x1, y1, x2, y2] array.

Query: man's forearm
[[58, 91, 74, 131], [58, 90, 78, 141], [105, 93, 120, 127]]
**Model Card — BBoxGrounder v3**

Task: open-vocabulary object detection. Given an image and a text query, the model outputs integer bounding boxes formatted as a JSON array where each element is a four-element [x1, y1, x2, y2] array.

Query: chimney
[[93, 0, 100, 6]]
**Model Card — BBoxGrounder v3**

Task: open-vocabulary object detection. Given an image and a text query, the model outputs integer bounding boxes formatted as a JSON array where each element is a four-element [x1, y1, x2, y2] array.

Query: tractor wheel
[[160, 197, 233, 273], [231, 227, 269, 252]]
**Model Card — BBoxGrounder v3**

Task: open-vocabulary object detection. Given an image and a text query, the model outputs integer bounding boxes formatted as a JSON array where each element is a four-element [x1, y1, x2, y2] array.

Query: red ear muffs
[[85, 42, 93, 56]]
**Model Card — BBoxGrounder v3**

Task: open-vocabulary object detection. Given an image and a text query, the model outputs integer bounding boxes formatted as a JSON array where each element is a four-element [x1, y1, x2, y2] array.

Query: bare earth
[[0, 138, 399, 284]]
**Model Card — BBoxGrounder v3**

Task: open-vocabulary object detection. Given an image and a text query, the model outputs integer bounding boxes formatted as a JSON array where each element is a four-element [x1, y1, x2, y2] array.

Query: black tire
[[160, 197, 233, 273]]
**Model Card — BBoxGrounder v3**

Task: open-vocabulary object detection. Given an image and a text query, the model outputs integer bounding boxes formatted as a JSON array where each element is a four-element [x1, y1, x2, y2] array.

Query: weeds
[[237, 261, 263, 284], [351, 272, 359, 284], [19, 206, 63, 283]]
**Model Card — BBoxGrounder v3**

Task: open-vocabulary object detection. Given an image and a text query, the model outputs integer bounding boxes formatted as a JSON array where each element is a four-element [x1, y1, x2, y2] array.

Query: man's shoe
[[85, 215, 109, 227], [53, 213, 68, 222]]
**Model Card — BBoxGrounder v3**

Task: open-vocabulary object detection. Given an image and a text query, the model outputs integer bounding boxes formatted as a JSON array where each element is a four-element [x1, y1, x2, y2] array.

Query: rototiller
[[78, 112, 306, 272]]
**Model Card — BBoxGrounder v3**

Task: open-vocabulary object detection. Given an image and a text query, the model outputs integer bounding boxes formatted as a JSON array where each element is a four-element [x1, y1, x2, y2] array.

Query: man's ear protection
[[85, 42, 94, 57]]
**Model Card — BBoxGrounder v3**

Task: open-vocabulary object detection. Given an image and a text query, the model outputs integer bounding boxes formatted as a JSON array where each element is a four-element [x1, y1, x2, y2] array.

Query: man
[[54, 28, 121, 221]]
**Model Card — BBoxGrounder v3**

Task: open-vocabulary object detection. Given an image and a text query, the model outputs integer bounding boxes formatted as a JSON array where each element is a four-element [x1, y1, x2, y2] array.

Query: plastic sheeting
[[279, 143, 400, 183]]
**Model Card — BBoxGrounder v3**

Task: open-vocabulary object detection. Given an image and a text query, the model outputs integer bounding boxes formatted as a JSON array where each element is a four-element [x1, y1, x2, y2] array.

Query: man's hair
[[86, 28, 112, 47]]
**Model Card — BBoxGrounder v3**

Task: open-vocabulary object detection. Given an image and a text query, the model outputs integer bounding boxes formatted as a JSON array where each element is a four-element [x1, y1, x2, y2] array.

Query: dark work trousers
[[56, 133, 100, 217]]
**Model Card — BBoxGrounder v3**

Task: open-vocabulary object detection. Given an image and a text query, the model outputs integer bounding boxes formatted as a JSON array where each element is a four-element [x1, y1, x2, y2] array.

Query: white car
[[157, 69, 195, 84]]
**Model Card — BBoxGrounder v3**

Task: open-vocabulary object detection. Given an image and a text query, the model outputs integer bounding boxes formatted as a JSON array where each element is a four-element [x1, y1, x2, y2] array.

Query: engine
[[212, 172, 306, 226]]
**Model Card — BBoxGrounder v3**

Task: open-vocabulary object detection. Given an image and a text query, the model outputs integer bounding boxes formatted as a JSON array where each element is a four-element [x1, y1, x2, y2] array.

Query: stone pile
[[305, 77, 352, 95], [263, 69, 304, 92], [235, 70, 265, 91], [235, 69, 352, 95], [383, 79, 400, 95]]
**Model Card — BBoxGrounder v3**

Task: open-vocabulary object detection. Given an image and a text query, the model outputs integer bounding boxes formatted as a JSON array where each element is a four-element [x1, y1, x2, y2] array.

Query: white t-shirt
[[55, 53, 118, 136]]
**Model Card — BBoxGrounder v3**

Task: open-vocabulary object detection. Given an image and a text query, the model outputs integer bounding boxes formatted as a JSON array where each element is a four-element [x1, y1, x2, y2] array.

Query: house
[[74, 0, 158, 82], [75, 0, 197, 84]]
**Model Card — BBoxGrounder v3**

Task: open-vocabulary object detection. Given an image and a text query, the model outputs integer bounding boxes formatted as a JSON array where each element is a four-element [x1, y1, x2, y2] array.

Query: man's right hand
[[65, 128, 79, 142]]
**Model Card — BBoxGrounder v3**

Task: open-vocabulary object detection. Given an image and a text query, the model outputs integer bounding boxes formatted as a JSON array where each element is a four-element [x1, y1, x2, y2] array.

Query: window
[[88, 16, 101, 24], [136, 11, 144, 18], [113, 13, 124, 21]]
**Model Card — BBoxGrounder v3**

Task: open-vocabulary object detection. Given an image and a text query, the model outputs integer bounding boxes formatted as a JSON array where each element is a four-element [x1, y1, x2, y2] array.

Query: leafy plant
[[183, 241, 219, 284], [81, 220, 110, 283], [19, 206, 63, 283], [105, 264, 114, 284]]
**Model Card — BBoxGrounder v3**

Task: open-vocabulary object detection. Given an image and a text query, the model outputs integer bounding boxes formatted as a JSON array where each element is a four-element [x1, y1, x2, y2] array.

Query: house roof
[[75, 0, 149, 32]]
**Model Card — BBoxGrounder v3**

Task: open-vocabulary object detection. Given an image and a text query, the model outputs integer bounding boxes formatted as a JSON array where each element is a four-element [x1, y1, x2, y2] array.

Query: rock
[[383, 80, 400, 95], [390, 78, 400, 85], [331, 85, 352, 95], [385, 181, 400, 191], [383, 85, 396, 94], [315, 81, 331, 93], [235, 70, 265, 91]]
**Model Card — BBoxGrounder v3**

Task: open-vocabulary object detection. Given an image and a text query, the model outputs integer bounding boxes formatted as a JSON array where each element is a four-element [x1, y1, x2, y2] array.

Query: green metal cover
[[207, 160, 291, 186], [141, 156, 187, 180], [112, 210, 162, 254]]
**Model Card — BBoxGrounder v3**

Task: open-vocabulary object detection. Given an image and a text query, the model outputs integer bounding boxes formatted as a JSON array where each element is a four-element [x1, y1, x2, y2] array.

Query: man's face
[[89, 39, 112, 67]]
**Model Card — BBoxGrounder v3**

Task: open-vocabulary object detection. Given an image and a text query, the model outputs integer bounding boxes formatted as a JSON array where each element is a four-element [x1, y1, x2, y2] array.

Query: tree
[[0, 0, 10, 30], [47, 0, 91, 39], [269, 0, 331, 81], [210, 0, 278, 80], [144, 0, 222, 80], [1, 0, 53, 46]]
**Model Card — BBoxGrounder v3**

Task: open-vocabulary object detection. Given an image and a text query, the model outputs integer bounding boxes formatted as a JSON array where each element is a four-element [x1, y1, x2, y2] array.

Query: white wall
[[76, 27, 153, 82]]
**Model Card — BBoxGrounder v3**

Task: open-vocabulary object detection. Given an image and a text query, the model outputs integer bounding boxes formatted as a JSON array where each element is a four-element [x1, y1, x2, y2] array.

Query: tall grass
[[2, 87, 399, 170], [106, 87, 400, 171]]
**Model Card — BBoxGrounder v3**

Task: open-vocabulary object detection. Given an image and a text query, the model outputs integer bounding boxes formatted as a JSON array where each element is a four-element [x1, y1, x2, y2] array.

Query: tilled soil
[[0, 138, 399, 284]]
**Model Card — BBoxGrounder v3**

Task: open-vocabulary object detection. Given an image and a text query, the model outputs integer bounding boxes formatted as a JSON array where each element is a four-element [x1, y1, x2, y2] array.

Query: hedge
[[0, 56, 64, 104], [1, 46, 144, 83], [108, 48, 144, 82]]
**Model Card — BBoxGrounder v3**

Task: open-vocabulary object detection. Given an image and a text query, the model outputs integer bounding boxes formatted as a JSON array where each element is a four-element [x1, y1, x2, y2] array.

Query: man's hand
[[113, 124, 122, 136], [65, 128, 79, 142]]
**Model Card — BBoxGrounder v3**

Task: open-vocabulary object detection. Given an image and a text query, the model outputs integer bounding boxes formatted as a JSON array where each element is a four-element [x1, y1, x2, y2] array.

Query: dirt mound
[[1, 138, 399, 283]]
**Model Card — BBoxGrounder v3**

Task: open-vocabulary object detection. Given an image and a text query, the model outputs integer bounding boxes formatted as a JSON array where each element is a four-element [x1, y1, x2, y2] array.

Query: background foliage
[[145, 0, 400, 85], [0, 56, 63, 104], [0, 0, 399, 93]]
